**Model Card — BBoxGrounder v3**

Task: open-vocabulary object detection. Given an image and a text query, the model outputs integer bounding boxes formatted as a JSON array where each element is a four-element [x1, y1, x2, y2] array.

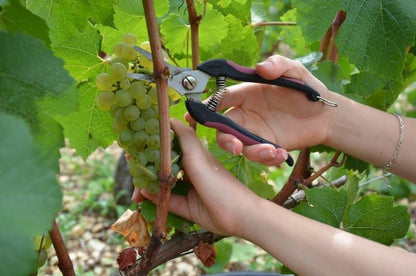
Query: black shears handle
[[197, 59, 321, 102], [186, 100, 294, 166]]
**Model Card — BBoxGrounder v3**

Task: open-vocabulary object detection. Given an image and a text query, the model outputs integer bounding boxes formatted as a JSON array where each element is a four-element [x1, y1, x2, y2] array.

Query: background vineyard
[[0, 0, 415, 275]]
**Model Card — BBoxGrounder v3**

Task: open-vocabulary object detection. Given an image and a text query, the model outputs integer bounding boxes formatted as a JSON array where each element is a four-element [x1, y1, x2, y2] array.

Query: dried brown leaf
[[193, 241, 216, 267], [111, 209, 151, 247]]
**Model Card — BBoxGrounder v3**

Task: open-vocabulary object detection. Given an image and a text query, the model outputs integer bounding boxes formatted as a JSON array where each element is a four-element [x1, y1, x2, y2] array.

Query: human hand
[[140, 119, 261, 237], [210, 55, 336, 166]]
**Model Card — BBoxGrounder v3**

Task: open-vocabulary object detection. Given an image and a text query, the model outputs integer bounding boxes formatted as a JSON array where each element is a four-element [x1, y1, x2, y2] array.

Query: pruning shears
[[128, 47, 337, 166]]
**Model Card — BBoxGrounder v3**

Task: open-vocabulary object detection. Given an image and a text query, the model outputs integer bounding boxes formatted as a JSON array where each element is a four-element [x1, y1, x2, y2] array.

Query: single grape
[[129, 81, 147, 99], [114, 42, 126, 57], [120, 79, 130, 90], [115, 89, 132, 107], [111, 56, 129, 68], [136, 151, 148, 166], [123, 105, 141, 121], [110, 104, 121, 117], [148, 134, 160, 149], [110, 62, 127, 81], [122, 33, 137, 45], [141, 107, 155, 120], [136, 94, 153, 110], [122, 44, 137, 61], [145, 165, 158, 179], [130, 117, 146, 131], [148, 87, 158, 103], [145, 118, 159, 135], [133, 175, 150, 189], [145, 148, 160, 163], [114, 108, 128, 124], [134, 131, 149, 147], [138, 41, 153, 70], [119, 129, 134, 147], [96, 90, 115, 111], [95, 72, 114, 90], [112, 120, 127, 133], [147, 181, 159, 195]]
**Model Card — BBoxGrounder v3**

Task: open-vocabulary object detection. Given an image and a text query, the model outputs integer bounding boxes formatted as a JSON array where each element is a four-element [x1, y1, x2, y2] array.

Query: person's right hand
[[212, 55, 337, 166]]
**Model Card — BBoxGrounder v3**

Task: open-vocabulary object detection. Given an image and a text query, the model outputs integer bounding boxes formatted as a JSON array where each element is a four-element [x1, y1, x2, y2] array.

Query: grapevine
[[95, 33, 181, 195]]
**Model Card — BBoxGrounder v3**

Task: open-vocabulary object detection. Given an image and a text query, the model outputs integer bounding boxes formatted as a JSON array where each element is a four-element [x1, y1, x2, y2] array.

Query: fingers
[[217, 131, 288, 166]]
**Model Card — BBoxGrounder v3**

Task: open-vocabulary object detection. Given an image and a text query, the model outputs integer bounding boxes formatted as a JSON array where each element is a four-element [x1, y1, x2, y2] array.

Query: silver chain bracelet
[[380, 113, 404, 170]]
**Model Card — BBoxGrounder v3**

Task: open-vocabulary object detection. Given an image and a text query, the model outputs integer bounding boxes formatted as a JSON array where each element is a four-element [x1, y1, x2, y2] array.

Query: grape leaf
[[293, 0, 416, 81], [52, 24, 106, 82], [311, 60, 344, 93], [220, 14, 258, 66], [0, 32, 78, 169], [294, 186, 348, 227], [0, 0, 50, 46], [343, 193, 410, 245], [26, 0, 90, 43], [87, 0, 115, 27], [117, 0, 169, 17], [210, 0, 252, 23], [160, 14, 190, 61], [211, 143, 276, 199], [0, 114, 62, 276], [56, 82, 116, 159]]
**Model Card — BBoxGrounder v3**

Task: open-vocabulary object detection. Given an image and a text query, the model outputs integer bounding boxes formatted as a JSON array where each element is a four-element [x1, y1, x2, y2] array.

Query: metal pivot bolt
[[182, 76, 197, 90]]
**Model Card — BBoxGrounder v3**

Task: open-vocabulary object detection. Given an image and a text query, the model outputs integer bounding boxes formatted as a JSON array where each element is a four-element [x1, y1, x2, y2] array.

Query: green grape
[[133, 175, 150, 189], [119, 129, 134, 147], [148, 87, 158, 103], [96, 90, 115, 111], [110, 62, 127, 81], [112, 120, 127, 133], [120, 79, 130, 90], [114, 108, 128, 124], [146, 165, 158, 178], [110, 104, 121, 117], [130, 117, 146, 131], [141, 107, 155, 120], [95, 72, 114, 90], [122, 44, 137, 61], [145, 148, 160, 163], [153, 105, 159, 119], [36, 248, 48, 268], [136, 94, 153, 110], [138, 42, 153, 70], [114, 42, 126, 57], [123, 105, 141, 121], [148, 134, 160, 149], [129, 81, 147, 99], [111, 56, 129, 68], [115, 89, 132, 107], [122, 33, 137, 45], [147, 180, 159, 195], [134, 131, 149, 147], [145, 118, 159, 135], [136, 151, 148, 166]]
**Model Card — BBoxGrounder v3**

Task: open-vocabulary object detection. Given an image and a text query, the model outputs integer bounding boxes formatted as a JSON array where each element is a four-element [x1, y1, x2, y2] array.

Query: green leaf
[[140, 200, 193, 234], [0, 114, 62, 276], [0, 32, 77, 169], [293, 0, 416, 81], [56, 82, 116, 159], [294, 186, 348, 227], [199, 8, 227, 60], [220, 14, 258, 66], [343, 193, 410, 245], [87, 0, 115, 26], [311, 60, 344, 93], [209, 0, 251, 24], [212, 143, 275, 199], [52, 24, 105, 83], [339, 172, 359, 204], [0, 0, 50, 46], [160, 14, 190, 61], [26, 0, 90, 43]]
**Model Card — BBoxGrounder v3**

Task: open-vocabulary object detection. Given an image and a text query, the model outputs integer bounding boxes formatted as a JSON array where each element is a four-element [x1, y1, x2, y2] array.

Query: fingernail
[[260, 149, 276, 160], [258, 61, 272, 70], [225, 142, 236, 155]]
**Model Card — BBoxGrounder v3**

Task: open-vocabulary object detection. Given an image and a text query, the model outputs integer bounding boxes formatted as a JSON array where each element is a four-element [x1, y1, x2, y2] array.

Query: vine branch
[[185, 0, 202, 69], [50, 220, 75, 276]]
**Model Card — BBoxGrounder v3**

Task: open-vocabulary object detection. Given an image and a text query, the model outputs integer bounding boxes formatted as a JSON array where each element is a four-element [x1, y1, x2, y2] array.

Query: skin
[[134, 55, 416, 275]]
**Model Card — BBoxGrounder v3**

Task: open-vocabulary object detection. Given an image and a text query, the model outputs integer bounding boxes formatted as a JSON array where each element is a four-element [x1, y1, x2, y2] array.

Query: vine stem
[[185, 0, 201, 69], [49, 220, 75, 276]]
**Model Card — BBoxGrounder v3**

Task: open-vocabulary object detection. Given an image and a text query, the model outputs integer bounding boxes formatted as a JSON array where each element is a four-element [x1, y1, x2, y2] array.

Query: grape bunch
[[95, 33, 181, 194]]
